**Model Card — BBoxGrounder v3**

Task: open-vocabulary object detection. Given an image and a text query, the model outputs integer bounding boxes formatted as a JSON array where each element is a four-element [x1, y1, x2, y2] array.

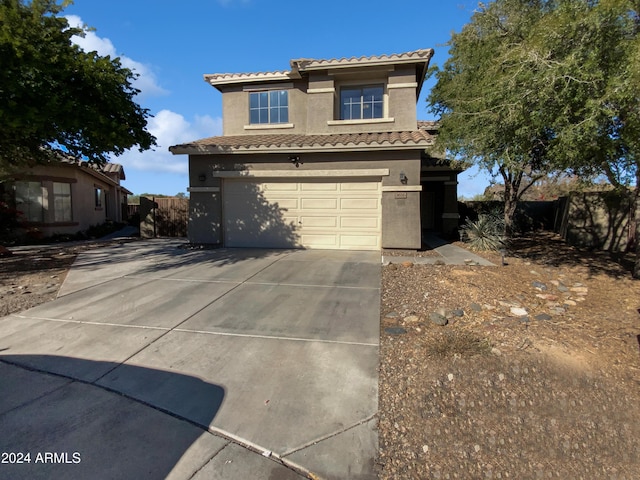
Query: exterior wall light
[[198, 174, 206, 182], [399, 172, 408, 184], [289, 155, 301, 168]]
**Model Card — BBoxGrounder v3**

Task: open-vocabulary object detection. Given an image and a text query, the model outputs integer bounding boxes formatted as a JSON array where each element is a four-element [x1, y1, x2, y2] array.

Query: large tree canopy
[[429, 0, 640, 277], [0, 0, 156, 172]]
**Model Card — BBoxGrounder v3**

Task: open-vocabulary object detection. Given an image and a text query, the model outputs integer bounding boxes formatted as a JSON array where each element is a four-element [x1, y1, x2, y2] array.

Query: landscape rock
[[452, 309, 465, 318], [532, 281, 548, 291], [404, 315, 420, 323], [429, 312, 448, 326], [534, 313, 553, 321], [470, 303, 482, 312], [510, 307, 529, 317], [536, 293, 559, 301], [385, 311, 400, 319], [384, 327, 407, 335]]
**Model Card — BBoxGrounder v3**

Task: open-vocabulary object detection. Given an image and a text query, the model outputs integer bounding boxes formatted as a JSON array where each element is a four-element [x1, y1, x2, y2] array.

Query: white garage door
[[223, 178, 381, 250]]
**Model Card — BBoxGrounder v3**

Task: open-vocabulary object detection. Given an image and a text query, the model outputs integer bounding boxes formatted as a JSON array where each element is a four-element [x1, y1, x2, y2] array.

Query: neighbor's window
[[340, 85, 384, 120], [94, 187, 103, 208], [14, 181, 43, 222], [53, 182, 72, 222], [249, 90, 288, 124]]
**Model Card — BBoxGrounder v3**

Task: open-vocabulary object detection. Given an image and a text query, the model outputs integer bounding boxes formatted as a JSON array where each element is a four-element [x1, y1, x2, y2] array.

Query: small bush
[[426, 331, 492, 358], [459, 211, 506, 252]]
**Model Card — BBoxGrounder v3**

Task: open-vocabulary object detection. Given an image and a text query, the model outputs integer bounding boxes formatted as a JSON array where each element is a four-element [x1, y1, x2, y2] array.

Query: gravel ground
[[378, 233, 640, 479]]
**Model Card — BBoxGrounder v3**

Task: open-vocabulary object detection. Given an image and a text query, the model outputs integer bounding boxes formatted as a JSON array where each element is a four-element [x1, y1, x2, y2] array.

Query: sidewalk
[[382, 232, 496, 266]]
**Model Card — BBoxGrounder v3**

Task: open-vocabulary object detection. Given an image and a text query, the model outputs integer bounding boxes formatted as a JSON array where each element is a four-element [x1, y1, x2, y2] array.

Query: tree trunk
[[504, 190, 518, 238], [633, 174, 640, 279], [501, 168, 522, 238]]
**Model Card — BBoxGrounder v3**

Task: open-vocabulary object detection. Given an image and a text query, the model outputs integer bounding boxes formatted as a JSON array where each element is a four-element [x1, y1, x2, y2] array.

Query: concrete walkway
[[0, 242, 380, 479], [382, 232, 496, 266]]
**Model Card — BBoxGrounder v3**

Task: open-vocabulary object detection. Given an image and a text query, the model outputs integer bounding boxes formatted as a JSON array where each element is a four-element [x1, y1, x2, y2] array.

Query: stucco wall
[[187, 150, 423, 249], [219, 65, 419, 137]]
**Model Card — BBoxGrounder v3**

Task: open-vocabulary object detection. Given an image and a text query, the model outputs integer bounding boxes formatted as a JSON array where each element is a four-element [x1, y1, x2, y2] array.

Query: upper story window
[[340, 85, 384, 120], [249, 90, 288, 124]]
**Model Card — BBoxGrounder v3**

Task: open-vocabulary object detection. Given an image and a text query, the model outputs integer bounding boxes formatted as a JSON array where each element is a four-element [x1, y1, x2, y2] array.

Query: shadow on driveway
[[0, 354, 226, 480]]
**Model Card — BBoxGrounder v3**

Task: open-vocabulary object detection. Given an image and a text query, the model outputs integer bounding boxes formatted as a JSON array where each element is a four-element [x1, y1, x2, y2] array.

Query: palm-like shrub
[[459, 211, 506, 252]]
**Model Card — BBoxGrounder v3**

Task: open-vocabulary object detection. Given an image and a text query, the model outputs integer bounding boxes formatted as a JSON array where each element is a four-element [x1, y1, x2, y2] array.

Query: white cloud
[[113, 110, 223, 174], [65, 15, 168, 98]]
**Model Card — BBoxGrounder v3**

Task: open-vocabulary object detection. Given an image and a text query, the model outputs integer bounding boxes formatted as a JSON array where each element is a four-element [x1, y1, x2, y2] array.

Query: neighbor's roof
[[170, 124, 437, 155], [204, 48, 435, 93], [54, 156, 127, 183]]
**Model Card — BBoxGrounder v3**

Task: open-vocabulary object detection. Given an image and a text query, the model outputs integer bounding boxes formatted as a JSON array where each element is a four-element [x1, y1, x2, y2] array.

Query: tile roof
[[170, 128, 436, 155], [205, 48, 434, 87], [291, 49, 434, 71]]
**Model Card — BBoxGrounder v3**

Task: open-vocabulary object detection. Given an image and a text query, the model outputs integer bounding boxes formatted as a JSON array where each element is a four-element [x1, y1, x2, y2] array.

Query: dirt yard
[[379, 233, 640, 479], [2, 234, 639, 479]]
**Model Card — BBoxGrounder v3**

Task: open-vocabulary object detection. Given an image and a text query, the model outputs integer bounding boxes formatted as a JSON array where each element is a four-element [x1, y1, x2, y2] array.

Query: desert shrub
[[459, 210, 506, 252], [426, 331, 492, 358]]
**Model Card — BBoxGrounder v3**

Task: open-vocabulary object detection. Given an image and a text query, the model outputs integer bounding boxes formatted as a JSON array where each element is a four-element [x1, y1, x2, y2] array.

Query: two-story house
[[169, 48, 461, 250]]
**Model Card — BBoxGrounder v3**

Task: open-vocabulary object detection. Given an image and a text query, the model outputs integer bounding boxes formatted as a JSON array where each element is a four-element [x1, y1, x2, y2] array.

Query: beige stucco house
[[1, 158, 131, 238], [170, 48, 461, 250]]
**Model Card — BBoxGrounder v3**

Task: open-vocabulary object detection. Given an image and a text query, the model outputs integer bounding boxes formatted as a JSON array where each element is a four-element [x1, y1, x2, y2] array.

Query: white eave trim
[[327, 118, 395, 126], [307, 87, 336, 94], [211, 169, 390, 178], [243, 123, 295, 130], [387, 82, 418, 89]]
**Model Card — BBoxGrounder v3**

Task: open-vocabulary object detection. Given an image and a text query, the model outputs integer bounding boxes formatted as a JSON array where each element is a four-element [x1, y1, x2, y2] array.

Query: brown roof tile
[[170, 129, 436, 154]]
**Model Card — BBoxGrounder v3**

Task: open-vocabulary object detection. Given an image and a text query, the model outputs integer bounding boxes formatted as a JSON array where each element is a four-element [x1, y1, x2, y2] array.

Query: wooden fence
[[138, 196, 188, 238]]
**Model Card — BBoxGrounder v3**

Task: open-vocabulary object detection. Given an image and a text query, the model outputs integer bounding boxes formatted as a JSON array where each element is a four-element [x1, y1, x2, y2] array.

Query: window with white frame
[[249, 90, 289, 124], [53, 182, 72, 222], [14, 181, 43, 222], [340, 85, 384, 120]]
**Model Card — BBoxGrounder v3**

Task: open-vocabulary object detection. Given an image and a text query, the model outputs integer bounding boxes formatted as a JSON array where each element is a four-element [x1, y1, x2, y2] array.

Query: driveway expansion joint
[[280, 413, 378, 458]]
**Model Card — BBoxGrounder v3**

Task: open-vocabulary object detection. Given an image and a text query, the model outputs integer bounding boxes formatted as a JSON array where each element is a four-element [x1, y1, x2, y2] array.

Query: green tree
[[539, 0, 640, 277], [429, 0, 565, 236], [0, 0, 155, 173], [430, 0, 640, 277]]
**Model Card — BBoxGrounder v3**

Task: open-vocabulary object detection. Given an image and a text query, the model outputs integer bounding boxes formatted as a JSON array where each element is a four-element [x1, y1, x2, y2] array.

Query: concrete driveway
[[0, 240, 380, 479]]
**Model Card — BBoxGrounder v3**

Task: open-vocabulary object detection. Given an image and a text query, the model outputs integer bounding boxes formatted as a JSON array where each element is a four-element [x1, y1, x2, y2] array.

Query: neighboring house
[[1, 158, 131, 238], [170, 48, 461, 250]]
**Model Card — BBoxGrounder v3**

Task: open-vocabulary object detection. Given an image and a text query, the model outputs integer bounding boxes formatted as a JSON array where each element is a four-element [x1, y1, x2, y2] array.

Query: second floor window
[[341, 85, 384, 120], [249, 90, 288, 124]]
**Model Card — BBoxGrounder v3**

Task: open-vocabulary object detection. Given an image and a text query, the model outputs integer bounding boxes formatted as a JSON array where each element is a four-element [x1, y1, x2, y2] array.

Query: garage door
[[223, 178, 381, 250]]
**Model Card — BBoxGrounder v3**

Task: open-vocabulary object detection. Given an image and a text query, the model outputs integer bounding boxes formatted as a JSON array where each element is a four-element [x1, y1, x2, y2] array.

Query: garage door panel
[[340, 182, 380, 191], [269, 198, 299, 210], [224, 178, 381, 250], [300, 234, 338, 247], [263, 183, 299, 192], [301, 216, 338, 228], [341, 198, 379, 210], [301, 183, 338, 191], [340, 217, 379, 229], [301, 198, 338, 210]]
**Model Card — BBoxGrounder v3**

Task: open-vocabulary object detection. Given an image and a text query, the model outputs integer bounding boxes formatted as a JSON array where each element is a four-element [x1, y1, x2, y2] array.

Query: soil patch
[[379, 232, 640, 479]]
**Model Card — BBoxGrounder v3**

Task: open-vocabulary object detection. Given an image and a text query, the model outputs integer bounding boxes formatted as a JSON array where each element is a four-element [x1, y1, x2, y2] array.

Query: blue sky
[[63, 0, 488, 198]]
